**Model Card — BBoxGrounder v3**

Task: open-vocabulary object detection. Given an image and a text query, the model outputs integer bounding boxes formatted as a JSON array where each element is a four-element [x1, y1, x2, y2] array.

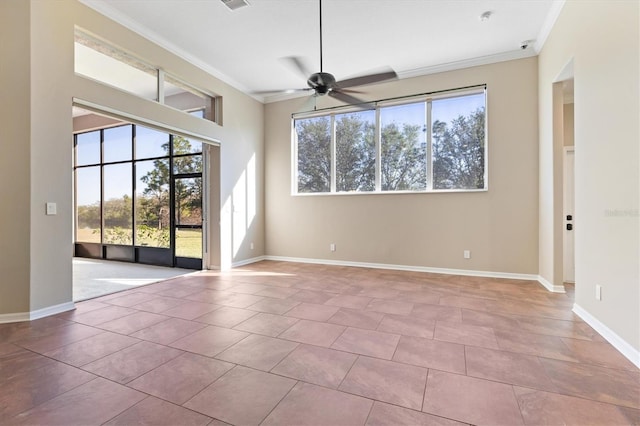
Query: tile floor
[[1, 261, 639, 425]]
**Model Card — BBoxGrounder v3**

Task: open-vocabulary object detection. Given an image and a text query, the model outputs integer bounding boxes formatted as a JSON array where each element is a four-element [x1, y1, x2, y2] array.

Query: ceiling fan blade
[[280, 56, 314, 81], [252, 88, 311, 96], [338, 88, 365, 94], [336, 69, 398, 89], [329, 90, 374, 109]]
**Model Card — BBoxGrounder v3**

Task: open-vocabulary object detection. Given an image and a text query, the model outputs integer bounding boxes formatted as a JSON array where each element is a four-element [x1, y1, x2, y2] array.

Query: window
[[296, 116, 331, 193], [103, 125, 132, 163], [76, 166, 101, 243], [135, 159, 170, 248], [432, 94, 486, 189], [293, 88, 486, 194], [76, 130, 100, 166], [103, 163, 133, 244], [380, 102, 426, 191], [74, 33, 158, 101], [136, 126, 170, 159], [165, 76, 212, 118], [74, 28, 220, 124], [74, 124, 203, 258], [336, 110, 375, 192]]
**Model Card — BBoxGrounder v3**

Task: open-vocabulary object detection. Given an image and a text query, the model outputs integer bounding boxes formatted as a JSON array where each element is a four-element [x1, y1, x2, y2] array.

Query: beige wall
[[0, 0, 264, 317], [265, 58, 539, 275], [0, 0, 32, 314], [539, 1, 639, 351], [563, 103, 574, 147], [29, 0, 76, 310], [6, 0, 637, 362]]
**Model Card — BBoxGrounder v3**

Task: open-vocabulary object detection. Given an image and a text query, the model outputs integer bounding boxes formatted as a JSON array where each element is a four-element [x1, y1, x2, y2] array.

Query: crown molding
[[396, 48, 536, 81]]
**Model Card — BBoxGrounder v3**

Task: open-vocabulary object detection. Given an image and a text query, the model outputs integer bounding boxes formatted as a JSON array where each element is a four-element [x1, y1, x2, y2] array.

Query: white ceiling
[[80, 0, 564, 103]]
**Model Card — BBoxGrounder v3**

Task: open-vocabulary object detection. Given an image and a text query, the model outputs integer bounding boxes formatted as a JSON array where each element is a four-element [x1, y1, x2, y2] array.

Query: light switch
[[46, 202, 57, 215]]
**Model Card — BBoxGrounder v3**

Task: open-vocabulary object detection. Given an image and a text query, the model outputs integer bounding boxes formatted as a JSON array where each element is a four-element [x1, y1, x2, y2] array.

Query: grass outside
[[76, 228, 101, 244], [75, 227, 202, 258], [176, 229, 203, 258]]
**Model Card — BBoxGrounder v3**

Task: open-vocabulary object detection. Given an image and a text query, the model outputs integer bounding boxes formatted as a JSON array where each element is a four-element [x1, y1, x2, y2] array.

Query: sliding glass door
[[74, 121, 203, 269], [172, 137, 203, 269]]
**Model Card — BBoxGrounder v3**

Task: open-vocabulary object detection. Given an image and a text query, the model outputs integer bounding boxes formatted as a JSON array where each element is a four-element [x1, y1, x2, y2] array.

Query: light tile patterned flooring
[[1, 261, 639, 425]]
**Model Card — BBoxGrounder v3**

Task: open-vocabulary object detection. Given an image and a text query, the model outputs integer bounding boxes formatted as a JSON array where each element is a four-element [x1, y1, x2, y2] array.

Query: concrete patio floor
[[73, 258, 194, 301]]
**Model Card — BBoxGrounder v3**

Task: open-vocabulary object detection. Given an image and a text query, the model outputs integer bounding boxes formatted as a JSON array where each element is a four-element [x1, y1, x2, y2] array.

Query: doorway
[[73, 112, 205, 271], [173, 174, 204, 269], [560, 77, 575, 284]]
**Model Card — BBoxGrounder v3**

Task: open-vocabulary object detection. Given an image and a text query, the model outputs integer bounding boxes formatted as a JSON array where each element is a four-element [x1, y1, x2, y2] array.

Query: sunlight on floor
[[73, 258, 193, 301]]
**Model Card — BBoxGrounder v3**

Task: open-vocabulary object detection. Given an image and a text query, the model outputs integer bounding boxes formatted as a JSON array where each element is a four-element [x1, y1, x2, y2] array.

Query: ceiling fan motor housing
[[308, 72, 336, 95]]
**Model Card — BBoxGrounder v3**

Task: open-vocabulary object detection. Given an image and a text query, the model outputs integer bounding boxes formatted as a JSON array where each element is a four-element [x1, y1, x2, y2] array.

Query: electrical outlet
[[463, 250, 471, 259], [250, 242, 254, 250], [330, 243, 336, 252], [596, 284, 602, 301]]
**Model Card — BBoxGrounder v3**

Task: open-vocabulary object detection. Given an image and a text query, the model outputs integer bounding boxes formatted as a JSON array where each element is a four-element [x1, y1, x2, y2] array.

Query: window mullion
[[157, 69, 165, 104], [375, 107, 381, 191], [292, 121, 299, 194], [131, 126, 137, 247], [100, 129, 105, 245], [426, 100, 433, 191], [330, 115, 336, 193]]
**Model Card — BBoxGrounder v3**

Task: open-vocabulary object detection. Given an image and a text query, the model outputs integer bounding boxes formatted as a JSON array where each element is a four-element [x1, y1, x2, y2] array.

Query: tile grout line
[[256, 379, 301, 424], [420, 368, 430, 413], [7, 261, 639, 424]]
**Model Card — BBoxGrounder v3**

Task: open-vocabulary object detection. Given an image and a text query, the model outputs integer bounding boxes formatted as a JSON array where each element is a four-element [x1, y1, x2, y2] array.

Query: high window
[[293, 88, 487, 194], [74, 28, 220, 124]]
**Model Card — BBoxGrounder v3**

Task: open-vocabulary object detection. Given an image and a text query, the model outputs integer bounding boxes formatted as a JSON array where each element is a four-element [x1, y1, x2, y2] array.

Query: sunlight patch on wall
[[232, 169, 247, 257], [247, 154, 257, 226], [230, 153, 257, 258]]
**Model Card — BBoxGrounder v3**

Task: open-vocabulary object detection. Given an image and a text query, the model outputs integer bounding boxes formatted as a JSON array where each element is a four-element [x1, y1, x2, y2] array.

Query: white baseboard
[[0, 311, 30, 324], [30, 302, 75, 320], [262, 255, 541, 282], [573, 303, 640, 369], [537, 275, 566, 293], [0, 301, 75, 324], [231, 256, 566, 295], [231, 255, 267, 268]]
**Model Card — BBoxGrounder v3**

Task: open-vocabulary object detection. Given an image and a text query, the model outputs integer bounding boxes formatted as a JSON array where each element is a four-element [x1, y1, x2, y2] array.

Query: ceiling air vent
[[221, 0, 250, 11]]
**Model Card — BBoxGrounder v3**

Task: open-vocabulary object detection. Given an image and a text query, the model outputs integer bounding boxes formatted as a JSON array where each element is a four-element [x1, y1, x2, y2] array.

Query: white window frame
[[292, 86, 488, 196], [74, 27, 222, 125]]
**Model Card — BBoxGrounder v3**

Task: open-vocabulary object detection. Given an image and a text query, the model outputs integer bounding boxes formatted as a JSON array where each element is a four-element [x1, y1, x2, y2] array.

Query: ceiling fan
[[258, 0, 398, 106]]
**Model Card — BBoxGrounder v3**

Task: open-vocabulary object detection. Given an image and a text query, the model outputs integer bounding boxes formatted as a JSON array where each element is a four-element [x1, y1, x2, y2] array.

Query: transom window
[[293, 87, 487, 194], [74, 28, 220, 124]]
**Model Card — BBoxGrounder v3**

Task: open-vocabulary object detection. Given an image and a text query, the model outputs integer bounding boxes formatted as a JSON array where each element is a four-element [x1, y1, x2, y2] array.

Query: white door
[[563, 147, 575, 282]]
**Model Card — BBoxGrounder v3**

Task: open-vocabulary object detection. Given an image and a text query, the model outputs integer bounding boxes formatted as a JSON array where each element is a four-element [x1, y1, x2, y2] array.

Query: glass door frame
[[171, 172, 203, 270], [74, 121, 205, 270]]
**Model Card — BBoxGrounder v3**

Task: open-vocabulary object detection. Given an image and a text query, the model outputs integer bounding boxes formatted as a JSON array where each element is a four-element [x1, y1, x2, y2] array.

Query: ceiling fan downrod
[[307, 0, 334, 96], [300, 0, 397, 102], [319, 0, 323, 73]]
